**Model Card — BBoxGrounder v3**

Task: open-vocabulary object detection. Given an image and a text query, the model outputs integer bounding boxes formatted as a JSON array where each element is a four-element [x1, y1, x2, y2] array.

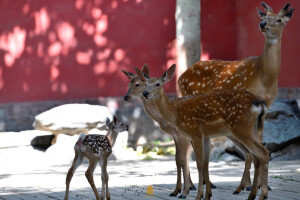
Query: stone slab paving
[[0, 146, 299, 200]]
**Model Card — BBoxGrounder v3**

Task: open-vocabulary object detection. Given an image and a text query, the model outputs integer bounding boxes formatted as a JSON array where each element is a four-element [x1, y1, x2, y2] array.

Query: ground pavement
[[0, 146, 299, 200]]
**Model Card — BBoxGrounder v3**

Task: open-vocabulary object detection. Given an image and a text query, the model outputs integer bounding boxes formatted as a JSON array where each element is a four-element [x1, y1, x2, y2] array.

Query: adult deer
[[64, 116, 128, 200], [122, 65, 202, 198], [138, 64, 269, 200], [178, 1, 294, 193]]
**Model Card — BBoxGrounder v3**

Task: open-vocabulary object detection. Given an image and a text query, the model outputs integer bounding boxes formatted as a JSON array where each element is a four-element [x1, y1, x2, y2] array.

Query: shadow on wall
[[0, 0, 176, 103]]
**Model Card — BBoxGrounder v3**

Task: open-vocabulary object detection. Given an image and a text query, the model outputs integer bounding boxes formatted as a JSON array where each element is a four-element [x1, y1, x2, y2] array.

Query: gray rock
[[263, 99, 300, 152], [33, 104, 112, 136], [270, 142, 300, 161]]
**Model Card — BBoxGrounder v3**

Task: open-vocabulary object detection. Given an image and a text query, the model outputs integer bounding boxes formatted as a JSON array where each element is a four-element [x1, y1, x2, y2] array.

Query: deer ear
[[121, 70, 136, 80], [135, 67, 148, 82], [106, 117, 111, 127], [161, 64, 176, 82], [257, 8, 266, 19], [142, 63, 150, 77], [113, 115, 118, 125]]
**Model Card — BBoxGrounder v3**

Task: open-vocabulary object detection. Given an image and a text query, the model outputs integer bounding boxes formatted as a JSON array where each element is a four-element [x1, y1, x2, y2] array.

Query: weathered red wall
[[0, 0, 176, 103], [0, 0, 299, 103]]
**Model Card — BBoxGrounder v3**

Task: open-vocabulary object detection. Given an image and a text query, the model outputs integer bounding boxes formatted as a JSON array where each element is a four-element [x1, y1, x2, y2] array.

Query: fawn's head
[[135, 64, 176, 99], [106, 115, 128, 132], [257, 2, 294, 39], [121, 64, 150, 102]]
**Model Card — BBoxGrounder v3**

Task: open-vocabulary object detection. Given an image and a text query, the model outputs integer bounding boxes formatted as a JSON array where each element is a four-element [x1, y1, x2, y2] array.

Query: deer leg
[[169, 140, 182, 197], [203, 138, 212, 200], [64, 152, 83, 200], [100, 157, 110, 200], [233, 131, 269, 200], [229, 137, 252, 194], [85, 158, 101, 200], [178, 138, 195, 199], [191, 137, 205, 200]]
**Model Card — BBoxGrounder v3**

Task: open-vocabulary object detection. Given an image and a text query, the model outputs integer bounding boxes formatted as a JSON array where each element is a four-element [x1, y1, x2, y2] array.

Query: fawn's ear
[[142, 63, 150, 77], [113, 115, 118, 125], [106, 117, 111, 127], [121, 70, 136, 80], [161, 64, 176, 83], [135, 67, 148, 82]]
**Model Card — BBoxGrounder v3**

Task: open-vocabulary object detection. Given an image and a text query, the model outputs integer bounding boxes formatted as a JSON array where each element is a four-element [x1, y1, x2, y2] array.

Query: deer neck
[[261, 35, 282, 85], [106, 128, 118, 148], [153, 88, 176, 124]]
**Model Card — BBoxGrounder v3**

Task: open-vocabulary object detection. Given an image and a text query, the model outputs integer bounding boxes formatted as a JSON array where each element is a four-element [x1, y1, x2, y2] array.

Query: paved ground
[[0, 146, 300, 200]]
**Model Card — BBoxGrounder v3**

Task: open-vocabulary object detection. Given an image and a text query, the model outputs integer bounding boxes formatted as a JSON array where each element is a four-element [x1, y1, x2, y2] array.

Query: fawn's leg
[[85, 158, 101, 200], [191, 136, 205, 200], [169, 140, 182, 197], [178, 137, 195, 199], [100, 157, 110, 200], [203, 138, 212, 200], [229, 137, 252, 194], [233, 132, 269, 200], [65, 152, 83, 200]]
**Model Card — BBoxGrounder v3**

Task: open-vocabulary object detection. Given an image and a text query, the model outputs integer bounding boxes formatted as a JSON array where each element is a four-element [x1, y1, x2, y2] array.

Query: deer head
[[106, 115, 129, 132], [135, 64, 176, 99], [257, 2, 294, 39], [121, 64, 150, 102]]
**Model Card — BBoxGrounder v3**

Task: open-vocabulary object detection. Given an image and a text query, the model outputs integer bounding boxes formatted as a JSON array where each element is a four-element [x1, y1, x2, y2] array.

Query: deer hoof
[[233, 190, 240, 195], [210, 182, 217, 189], [189, 185, 197, 190], [246, 186, 252, 191], [178, 194, 186, 199]]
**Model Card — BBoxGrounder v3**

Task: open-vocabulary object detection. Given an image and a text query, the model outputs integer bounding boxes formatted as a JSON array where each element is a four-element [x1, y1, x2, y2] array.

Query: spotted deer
[[122, 65, 204, 198], [64, 116, 128, 200], [178, 2, 294, 193], [137, 64, 269, 200]]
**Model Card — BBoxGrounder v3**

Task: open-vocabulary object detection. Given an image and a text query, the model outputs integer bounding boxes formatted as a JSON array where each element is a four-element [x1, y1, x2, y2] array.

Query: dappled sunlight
[[0, 26, 26, 67], [34, 8, 50, 35], [0, 0, 176, 102]]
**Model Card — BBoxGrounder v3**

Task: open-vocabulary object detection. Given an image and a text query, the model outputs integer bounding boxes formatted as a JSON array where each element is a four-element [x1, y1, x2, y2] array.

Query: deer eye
[[135, 84, 140, 87], [156, 83, 160, 87], [277, 19, 282, 23]]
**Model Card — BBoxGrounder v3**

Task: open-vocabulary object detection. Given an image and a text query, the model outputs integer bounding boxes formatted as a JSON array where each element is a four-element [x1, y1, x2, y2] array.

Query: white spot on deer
[[205, 66, 208, 70], [226, 80, 231, 83], [250, 71, 254, 76], [196, 71, 201, 75], [202, 83, 206, 88], [189, 82, 194, 86], [197, 82, 201, 86]]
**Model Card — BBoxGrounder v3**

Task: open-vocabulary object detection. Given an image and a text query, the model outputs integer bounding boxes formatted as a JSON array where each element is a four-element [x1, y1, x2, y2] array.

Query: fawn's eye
[[135, 84, 140, 87], [277, 19, 282, 23], [156, 83, 160, 87]]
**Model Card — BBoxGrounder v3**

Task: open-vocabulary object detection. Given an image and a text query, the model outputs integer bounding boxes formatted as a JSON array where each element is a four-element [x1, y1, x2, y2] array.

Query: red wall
[[0, 0, 299, 103], [0, 0, 176, 103]]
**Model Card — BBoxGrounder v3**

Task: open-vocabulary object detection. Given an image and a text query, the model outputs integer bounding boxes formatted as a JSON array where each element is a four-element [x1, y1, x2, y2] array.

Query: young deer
[[137, 64, 269, 200], [122, 65, 200, 198], [178, 2, 294, 193], [64, 116, 128, 200]]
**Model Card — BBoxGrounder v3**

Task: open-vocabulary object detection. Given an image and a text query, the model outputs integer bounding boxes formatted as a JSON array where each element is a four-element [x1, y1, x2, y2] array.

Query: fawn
[[64, 116, 128, 200], [122, 65, 199, 197], [178, 2, 294, 193], [137, 64, 269, 200]]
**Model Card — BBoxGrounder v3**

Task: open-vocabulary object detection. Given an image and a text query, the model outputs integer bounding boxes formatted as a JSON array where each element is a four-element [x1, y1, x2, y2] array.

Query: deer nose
[[260, 21, 267, 28], [143, 91, 149, 97], [124, 95, 129, 101]]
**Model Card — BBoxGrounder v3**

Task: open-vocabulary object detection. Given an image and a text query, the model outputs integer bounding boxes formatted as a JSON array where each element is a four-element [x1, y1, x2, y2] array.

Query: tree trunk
[[175, 0, 201, 96]]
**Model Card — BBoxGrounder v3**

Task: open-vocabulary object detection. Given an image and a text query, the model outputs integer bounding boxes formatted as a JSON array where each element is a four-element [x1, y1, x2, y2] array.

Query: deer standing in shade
[[178, 2, 294, 193], [122, 65, 203, 198], [64, 116, 128, 200], [137, 64, 269, 200]]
